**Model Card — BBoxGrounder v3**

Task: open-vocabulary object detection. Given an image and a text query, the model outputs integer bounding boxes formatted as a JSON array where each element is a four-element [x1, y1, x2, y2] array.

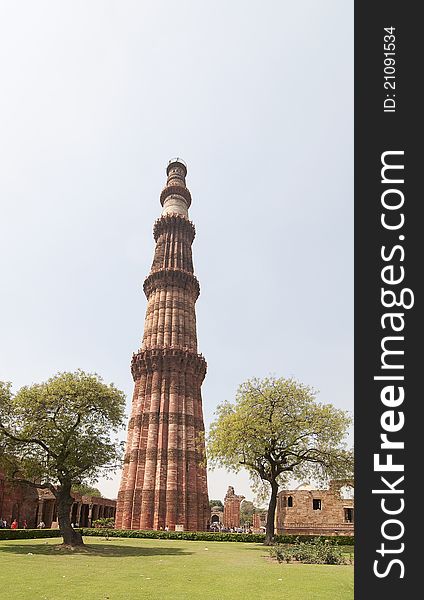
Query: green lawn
[[0, 537, 353, 600]]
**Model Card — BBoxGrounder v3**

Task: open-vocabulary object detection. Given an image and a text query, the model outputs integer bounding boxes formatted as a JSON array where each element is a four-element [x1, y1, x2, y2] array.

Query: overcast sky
[[0, 1, 353, 504]]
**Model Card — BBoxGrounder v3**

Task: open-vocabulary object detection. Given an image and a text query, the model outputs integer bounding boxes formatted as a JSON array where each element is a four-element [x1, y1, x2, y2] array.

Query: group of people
[[0, 518, 27, 529], [0, 518, 45, 529], [209, 524, 252, 534]]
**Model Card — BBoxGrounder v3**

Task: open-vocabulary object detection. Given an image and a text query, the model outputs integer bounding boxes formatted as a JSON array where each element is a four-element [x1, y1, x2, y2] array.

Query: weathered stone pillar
[[45, 500, 56, 527], [223, 486, 245, 529], [116, 160, 209, 531], [91, 504, 98, 522], [37, 499, 45, 525]]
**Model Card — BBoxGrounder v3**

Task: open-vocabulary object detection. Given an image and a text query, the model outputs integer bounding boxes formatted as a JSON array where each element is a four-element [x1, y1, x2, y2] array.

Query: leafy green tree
[[240, 500, 255, 526], [0, 371, 126, 547], [71, 484, 102, 497], [208, 376, 353, 544], [209, 499, 224, 510]]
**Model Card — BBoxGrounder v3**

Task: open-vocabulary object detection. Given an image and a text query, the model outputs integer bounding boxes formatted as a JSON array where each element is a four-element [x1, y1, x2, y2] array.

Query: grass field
[[0, 537, 354, 600]]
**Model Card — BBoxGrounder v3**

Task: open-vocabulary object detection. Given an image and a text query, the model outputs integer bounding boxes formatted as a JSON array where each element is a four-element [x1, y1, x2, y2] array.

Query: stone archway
[[209, 508, 223, 530]]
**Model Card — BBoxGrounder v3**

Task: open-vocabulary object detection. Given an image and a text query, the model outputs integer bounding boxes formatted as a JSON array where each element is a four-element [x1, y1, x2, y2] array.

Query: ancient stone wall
[[276, 480, 354, 536], [1, 472, 116, 528], [223, 486, 244, 529], [252, 510, 267, 532], [210, 507, 224, 527], [0, 472, 39, 526]]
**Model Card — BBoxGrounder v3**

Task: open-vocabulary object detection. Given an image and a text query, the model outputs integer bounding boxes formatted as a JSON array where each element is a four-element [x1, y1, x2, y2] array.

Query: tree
[[209, 499, 224, 510], [208, 377, 353, 544], [0, 370, 126, 547], [240, 500, 255, 526], [71, 484, 102, 497]]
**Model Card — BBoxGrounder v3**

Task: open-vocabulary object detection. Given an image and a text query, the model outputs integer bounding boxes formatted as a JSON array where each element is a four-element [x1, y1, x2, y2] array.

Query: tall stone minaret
[[115, 159, 210, 531]]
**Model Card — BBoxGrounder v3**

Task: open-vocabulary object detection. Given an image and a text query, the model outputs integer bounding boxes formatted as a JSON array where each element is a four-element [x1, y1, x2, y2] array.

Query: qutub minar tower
[[115, 159, 210, 531]]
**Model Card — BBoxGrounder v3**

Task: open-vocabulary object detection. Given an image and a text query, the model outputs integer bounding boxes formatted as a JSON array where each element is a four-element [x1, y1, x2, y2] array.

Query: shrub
[[92, 518, 115, 528], [0, 527, 354, 547], [76, 528, 267, 543], [0, 528, 61, 541], [275, 534, 354, 546], [76, 528, 354, 546], [269, 537, 348, 565], [269, 545, 291, 563]]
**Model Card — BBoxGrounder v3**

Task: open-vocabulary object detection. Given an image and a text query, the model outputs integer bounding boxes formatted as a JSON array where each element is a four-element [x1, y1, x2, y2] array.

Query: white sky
[[0, 1, 353, 504]]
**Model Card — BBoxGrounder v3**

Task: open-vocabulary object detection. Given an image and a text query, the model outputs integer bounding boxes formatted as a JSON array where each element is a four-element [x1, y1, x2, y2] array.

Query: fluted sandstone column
[[116, 159, 210, 531]]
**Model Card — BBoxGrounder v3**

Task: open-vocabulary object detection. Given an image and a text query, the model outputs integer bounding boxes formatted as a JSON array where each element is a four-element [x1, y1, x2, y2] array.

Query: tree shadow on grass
[[0, 543, 193, 558]]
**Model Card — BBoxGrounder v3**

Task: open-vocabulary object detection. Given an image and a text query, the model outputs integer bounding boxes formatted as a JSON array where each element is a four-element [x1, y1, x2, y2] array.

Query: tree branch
[[0, 423, 58, 458], [6, 475, 57, 496]]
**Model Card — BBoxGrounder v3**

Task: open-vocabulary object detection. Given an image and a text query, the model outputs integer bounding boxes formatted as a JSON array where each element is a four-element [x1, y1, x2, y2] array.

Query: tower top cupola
[[160, 157, 192, 217]]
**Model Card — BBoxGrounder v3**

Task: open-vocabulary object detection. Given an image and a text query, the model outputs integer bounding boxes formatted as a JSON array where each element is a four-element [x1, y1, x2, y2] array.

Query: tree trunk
[[57, 483, 84, 547], [264, 480, 279, 545]]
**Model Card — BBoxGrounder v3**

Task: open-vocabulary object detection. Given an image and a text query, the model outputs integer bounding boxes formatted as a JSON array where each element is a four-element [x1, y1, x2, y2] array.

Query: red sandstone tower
[[115, 159, 210, 531], [223, 486, 244, 529]]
